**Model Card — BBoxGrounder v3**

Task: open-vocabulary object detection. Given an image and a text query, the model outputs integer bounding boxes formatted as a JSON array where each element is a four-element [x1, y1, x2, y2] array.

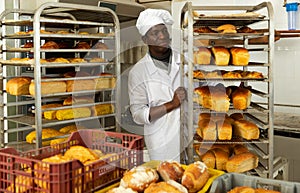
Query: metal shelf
[[0, 2, 121, 150], [180, 1, 274, 178]]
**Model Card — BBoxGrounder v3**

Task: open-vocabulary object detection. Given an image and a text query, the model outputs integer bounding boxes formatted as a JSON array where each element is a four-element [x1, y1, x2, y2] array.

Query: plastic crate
[[0, 129, 144, 193], [209, 173, 300, 193]]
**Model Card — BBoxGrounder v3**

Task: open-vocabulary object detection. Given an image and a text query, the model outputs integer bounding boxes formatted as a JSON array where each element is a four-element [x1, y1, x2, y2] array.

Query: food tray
[[96, 160, 224, 193], [209, 173, 300, 193], [0, 129, 144, 193]]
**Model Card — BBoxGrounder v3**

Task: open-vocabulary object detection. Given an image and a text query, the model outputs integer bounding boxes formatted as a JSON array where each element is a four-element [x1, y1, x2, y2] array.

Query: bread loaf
[[226, 152, 258, 173], [233, 144, 249, 155], [211, 148, 229, 170], [66, 79, 95, 92], [230, 47, 250, 66], [233, 120, 259, 140], [193, 47, 211, 65], [230, 113, 244, 120], [42, 103, 63, 120], [217, 24, 237, 34], [216, 120, 232, 140], [6, 77, 32, 96], [197, 119, 217, 140], [212, 46, 230, 66], [232, 87, 252, 110], [41, 41, 59, 49], [255, 188, 281, 193], [63, 96, 94, 106], [145, 181, 188, 193], [120, 166, 159, 192], [200, 150, 215, 169], [26, 128, 63, 146], [157, 161, 184, 182], [181, 161, 210, 193], [210, 91, 230, 112], [92, 104, 115, 116], [29, 81, 66, 96], [56, 107, 91, 120], [95, 73, 116, 89]]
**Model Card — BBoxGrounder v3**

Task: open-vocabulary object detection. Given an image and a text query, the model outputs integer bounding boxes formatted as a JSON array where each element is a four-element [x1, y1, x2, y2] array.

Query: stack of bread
[[196, 112, 260, 141], [195, 142, 259, 173], [26, 128, 64, 146], [194, 84, 252, 111], [108, 160, 210, 193], [193, 46, 250, 66]]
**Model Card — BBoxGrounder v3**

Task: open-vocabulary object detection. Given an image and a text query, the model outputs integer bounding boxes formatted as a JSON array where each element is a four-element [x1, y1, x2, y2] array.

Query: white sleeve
[[128, 69, 151, 125]]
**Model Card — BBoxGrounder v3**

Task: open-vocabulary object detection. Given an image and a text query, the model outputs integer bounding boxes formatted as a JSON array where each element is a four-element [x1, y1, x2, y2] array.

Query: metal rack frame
[[180, 1, 275, 178], [0, 2, 121, 150]]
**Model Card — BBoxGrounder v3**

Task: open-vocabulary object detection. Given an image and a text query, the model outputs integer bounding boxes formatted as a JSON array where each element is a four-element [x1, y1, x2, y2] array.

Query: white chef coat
[[128, 52, 181, 162]]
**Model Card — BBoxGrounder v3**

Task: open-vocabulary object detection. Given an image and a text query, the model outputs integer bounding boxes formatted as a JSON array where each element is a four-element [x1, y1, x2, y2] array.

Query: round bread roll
[[181, 161, 210, 193], [107, 186, 137, 193], [41, 41, 59, 49], [120, 166, 159, 192], [144, 180, 188, 193], [157, 160, 184, 182]]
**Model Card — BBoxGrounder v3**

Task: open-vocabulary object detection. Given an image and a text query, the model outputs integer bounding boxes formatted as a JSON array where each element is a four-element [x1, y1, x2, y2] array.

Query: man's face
[[143, 24, 170, 53]]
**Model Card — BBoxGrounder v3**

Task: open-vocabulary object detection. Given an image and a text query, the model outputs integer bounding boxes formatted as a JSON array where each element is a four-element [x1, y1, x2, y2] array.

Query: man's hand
[[171, 87, 187, 108]]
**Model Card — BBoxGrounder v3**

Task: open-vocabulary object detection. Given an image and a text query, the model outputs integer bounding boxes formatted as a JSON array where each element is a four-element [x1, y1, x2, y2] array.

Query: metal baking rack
[[180, 1, 275, 178], [0, 2, 120, 150]]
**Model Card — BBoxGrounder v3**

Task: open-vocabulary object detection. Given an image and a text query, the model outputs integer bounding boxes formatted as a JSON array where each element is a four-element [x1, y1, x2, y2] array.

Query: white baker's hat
[[136, 8, 174, 36]]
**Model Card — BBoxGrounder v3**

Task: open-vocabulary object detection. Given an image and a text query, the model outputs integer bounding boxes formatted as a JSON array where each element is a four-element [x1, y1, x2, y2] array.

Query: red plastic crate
[[0, 129, 144, 193]]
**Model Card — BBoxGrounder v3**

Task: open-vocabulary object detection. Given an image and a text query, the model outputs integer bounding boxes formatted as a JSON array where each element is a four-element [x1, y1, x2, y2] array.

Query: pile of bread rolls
[[194, 84, 252, 112], [193, 46, 249, 66], [193, 69, 264, 79], [108, 160, 210, 193], [195, 142, 259, 173], [196, 112, 260, 141]]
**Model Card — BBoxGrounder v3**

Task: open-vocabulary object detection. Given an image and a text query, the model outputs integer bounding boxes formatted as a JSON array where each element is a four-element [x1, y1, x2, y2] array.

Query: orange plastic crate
[[0, 129, 144, 193]]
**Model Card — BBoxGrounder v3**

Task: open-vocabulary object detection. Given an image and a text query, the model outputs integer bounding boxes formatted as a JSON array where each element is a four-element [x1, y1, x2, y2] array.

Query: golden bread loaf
[[157, 161, 185, 182], [232, 87, 252, 110], [226, 152, 259, 173], [92, 103, 115, 116], [181, 161, 210, 193], [29, 81, 67, 96], [120, 166, 159, 192], [211, 148, 229, 170], [210, 90, 230, 112], [217, 24, 237, 34], [211, 47, 230, 66], [6, 169, 33, 193], [64, 145, 99, 163], [66, 79, 95, 92], [95, 73, 116, 89], [230, 47, 250, 66], [233, 120, 259, 140], [26, 128, 63, 146], [144, 181, 188, 193], [197, 119, 217, 140], [233, 144, 249, 155], [59, 124, 87, 134], [200, 150, 215, 169], [216, 120, 232, 140], [55, 107, 91, 120], [6, 76, 32, 95], [193, 47, 211, 65], [42, 103, 63, 120], [63, 96, 94, 106]]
